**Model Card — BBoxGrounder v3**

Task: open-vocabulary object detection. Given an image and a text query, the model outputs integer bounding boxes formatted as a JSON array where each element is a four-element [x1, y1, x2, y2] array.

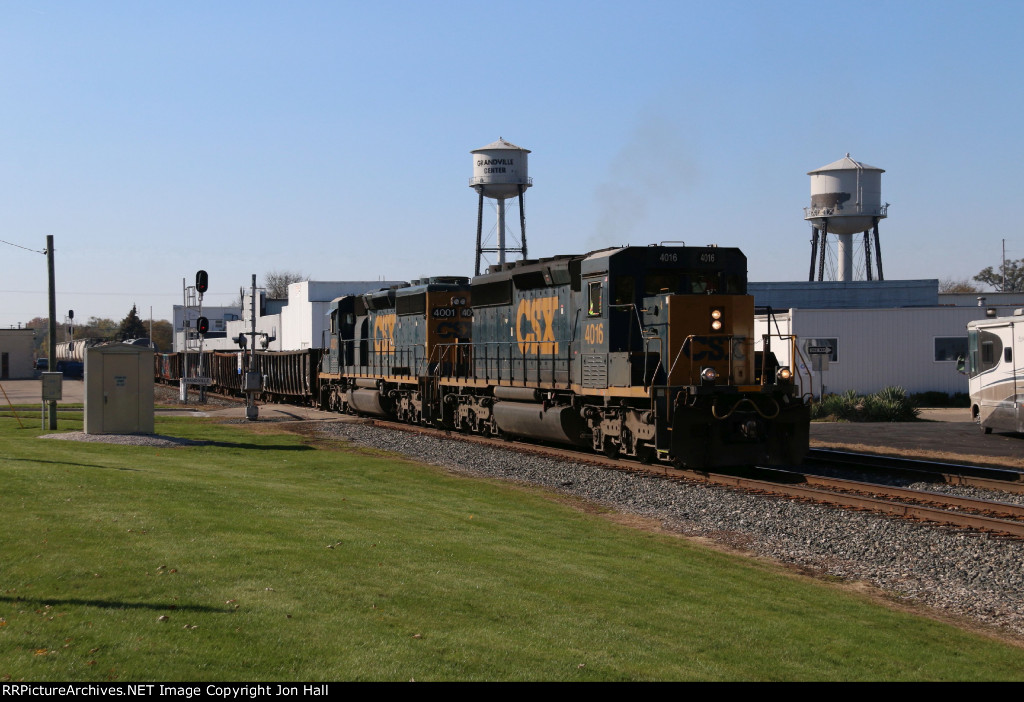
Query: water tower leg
[[474, 188, 484, 276], [837, 233, 853, 281], [809, 227, 819, 282], [518, 185, 527, 260], [496, 198, 506, 265], [873, 219, 884, 280], [863, 230, 873, 281], [817, 221, 828, 281]]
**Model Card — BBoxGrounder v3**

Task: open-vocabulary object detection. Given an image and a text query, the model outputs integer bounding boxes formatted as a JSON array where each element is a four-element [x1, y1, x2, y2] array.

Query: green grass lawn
[[1, 413, 1022, 681]]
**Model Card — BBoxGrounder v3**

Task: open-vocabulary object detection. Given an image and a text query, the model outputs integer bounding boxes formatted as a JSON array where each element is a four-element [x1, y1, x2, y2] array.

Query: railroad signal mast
[[181, 269, 212, 403], [231, 274, 276, 421]]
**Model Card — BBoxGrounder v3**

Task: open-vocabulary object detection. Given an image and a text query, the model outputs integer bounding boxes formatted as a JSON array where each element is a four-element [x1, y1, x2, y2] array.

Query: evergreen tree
[[117, 305, 148, 341]]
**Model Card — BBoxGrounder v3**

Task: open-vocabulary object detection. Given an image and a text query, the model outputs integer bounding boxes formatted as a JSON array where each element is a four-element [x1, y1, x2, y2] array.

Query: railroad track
[[366, 418, 1024, 538], [805, 448, 1024, 494]]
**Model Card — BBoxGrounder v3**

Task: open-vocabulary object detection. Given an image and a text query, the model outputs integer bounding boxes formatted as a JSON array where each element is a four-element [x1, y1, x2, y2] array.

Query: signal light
[[197, 316, 210, 335], [196, 270, 209, 294]]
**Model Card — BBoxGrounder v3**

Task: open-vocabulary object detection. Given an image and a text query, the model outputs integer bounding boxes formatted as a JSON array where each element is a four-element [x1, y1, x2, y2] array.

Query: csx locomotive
[[317, 244, 809, 468]]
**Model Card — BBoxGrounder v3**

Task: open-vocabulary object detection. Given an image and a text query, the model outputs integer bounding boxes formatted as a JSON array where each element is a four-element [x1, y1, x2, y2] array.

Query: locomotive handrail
[[668, 334, 738, 386]]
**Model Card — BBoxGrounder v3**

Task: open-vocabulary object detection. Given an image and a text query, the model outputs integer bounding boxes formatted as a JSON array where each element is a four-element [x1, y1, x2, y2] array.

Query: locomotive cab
[[574, 245, 807, 467]]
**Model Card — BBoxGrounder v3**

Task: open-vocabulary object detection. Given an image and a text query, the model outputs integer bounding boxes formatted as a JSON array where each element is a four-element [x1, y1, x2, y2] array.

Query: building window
[[803, 338, 838, 362], [934, 337, 967, 362]]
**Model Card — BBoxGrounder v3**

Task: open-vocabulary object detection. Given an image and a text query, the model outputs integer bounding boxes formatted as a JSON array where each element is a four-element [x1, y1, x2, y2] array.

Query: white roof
[[471, 137, 530, 153], [808, 154, 884, 174]]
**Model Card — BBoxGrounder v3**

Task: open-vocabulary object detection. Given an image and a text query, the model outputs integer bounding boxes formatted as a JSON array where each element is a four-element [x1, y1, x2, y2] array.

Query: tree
[[149, 320, 173, 353], [938, 278, 981, 293], [263, 270, 307, 299], [117, 305, 148, 341], [974, 258, 1024, 292]]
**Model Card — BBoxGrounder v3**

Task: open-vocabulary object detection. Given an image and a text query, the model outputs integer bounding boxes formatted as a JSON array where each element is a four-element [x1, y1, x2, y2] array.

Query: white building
[[174, 281, 404, 352], [755, 306, 988, 398], [0, 328, 37, 379]]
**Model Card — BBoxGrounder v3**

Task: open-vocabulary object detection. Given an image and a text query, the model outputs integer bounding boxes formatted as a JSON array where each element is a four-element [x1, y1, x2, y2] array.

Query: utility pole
[[1002, 238, 1007, 291], [46, 235, 57, 430]]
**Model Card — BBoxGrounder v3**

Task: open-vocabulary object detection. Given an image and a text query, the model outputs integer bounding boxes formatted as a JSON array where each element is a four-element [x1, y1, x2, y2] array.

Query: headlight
[[700, 367, 718, 383], [776, 367, 793, 382], [710, 307, 724, 332]]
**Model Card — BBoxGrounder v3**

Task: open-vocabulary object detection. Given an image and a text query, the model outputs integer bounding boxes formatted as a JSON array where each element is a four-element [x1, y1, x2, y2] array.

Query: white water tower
[[804, 154, 889, 281], [469, 138, 532, 275]]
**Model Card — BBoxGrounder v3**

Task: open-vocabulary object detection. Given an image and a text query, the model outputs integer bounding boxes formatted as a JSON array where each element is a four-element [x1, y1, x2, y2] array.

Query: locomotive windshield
[[642, 270, 745, 296]]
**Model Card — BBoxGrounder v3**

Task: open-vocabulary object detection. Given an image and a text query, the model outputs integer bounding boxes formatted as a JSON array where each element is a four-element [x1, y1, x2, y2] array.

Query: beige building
[[0, 328, 37, 379]]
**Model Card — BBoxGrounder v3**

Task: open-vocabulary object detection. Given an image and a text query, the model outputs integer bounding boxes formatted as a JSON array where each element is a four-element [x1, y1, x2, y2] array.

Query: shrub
[[811, 386, 920, 422]]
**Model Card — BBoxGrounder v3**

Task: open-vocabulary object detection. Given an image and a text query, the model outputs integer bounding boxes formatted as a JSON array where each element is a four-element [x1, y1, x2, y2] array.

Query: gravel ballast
[[317, 419, 1024, 640]]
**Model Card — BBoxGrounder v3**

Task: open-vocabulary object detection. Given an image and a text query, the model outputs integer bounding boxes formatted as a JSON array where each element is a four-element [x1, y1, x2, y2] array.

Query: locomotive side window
[[588, 281, 603, 316], [725, 274, 745, 294]]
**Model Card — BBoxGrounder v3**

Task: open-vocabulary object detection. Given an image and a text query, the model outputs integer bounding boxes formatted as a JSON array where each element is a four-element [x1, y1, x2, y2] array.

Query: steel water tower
[[804, 154, 889, 281], [469, 138, 532, 275]]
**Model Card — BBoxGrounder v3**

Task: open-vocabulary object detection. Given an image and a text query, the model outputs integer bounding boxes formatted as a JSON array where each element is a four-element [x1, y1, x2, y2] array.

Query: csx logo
[[373, 313, 395, 353], [516, 296, 559, 355], [681, 337, 748, 362]]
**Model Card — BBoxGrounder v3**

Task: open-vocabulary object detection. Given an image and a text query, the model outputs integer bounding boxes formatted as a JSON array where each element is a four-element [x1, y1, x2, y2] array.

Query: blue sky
[[1, 0, 1021, 325]]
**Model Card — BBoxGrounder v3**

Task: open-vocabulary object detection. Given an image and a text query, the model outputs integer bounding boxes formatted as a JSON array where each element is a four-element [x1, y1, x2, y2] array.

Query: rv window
[[977, 330, 1003, 373], [981, 341, 994, 365], [1006, 348, 1013, 363]]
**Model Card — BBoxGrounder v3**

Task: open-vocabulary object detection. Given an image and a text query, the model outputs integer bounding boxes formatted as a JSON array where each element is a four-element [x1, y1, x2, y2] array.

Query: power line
[[0, 238, 45, 254]]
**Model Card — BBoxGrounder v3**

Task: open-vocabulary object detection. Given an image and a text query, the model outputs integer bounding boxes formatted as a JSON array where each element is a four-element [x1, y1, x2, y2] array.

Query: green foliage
[[811, 386, 920, 422], [116, 304, 148, 341], [974, 258, 1024, 292], [2, 415, 1023, 680]]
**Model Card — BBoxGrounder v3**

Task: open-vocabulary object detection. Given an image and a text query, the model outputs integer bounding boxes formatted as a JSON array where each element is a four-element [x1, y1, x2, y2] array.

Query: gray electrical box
[[84, 344, 155, 434]]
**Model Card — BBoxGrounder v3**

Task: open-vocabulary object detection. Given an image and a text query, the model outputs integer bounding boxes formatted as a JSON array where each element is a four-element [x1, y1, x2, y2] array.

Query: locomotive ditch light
[[776, 367, 793, 383], [700, 367, 718, 385]]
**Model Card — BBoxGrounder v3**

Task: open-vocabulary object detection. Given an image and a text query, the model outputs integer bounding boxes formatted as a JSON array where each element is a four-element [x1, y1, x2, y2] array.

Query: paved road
[[0, 378, 83, 404]]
